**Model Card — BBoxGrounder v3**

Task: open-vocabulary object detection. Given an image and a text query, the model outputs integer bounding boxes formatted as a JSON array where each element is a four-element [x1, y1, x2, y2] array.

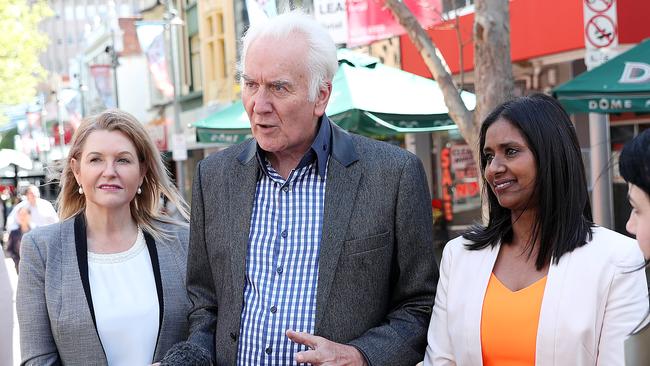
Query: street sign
[[171, 133, 187, 161], [585, 14, 616, 48], [585, 0, 613, 13], [583, 0, 618, 70]]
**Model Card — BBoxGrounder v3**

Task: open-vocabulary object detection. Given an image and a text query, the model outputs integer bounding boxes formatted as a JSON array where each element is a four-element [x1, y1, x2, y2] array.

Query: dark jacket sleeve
[[185, 160, 219, 360], [348, 153, 439, 366]]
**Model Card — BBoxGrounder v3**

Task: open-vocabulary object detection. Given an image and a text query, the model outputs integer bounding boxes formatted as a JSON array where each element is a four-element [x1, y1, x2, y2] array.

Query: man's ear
[[314, 82, 332, 117]]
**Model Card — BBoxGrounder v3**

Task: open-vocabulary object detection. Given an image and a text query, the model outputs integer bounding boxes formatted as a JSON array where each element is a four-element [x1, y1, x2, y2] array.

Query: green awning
[[554, 39, 650, 114], [195, 128, 252, 144], [193, 49, 476, 142], [193, 102, 250, 130]]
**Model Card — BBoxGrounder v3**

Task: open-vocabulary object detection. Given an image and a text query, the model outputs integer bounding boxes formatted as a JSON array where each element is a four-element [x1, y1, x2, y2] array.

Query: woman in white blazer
[[619, 129, 650, 365], [425, 94, 648, 366]]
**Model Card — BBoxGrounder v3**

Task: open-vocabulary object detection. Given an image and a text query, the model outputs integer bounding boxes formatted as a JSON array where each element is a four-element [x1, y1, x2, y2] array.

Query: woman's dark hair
[[619, 129, 650, 197], [464, 93, 594, 270]]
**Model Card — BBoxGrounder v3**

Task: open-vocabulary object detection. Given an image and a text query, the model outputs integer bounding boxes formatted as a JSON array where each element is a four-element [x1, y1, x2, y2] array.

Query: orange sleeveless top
[[481, 273, 547, 366]]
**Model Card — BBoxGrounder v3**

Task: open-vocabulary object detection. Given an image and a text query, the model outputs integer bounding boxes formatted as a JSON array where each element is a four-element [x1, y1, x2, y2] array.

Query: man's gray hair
[[240, 11, 338, 101]]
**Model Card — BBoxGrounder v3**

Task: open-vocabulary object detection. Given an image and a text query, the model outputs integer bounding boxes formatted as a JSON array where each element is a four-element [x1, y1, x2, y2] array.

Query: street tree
[[385, 0, 514, 148], [0, 0, 51, 122]]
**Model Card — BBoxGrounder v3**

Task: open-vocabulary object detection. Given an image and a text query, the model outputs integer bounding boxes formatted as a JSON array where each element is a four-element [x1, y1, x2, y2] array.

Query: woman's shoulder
[[23, 218, 71, 243], [580, 226, 643, 265], [20, 218, 73, 258], [441, 235, 495, 263]]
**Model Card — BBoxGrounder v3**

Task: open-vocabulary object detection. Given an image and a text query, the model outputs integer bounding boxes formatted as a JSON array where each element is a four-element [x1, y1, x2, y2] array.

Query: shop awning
[[193, 49, 475, 142], [553, 39, 650, 114], [193, 102, 252, 144]]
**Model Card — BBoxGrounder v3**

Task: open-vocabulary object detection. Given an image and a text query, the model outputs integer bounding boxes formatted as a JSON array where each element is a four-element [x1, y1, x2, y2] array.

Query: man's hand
[[286, 330, 368, 366]]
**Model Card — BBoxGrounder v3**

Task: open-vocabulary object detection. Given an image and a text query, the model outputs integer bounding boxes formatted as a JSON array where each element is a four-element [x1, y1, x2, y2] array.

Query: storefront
[[554, 39, 650, 233]]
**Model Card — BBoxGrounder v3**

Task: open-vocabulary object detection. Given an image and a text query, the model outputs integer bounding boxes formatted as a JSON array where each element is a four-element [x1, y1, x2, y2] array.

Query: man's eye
[[272, 84, 286, 92], [244, 81, 257, 89]]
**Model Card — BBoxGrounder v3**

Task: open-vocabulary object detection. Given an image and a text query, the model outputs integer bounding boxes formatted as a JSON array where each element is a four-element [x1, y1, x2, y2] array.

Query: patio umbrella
[[0, 149, 33, 170], [553, 38, 650, 113], [193, 103, 252, 145], [194, 49, 476, 142]]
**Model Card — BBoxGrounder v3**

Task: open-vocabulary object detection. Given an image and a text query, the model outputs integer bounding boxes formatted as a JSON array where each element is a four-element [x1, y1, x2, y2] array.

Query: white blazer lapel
[[536, 252, 571, 365], [464, 243, 500, 366]]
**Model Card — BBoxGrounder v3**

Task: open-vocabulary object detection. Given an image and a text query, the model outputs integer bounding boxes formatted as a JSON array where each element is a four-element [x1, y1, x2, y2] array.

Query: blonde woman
[[17, 110, 191, 365]]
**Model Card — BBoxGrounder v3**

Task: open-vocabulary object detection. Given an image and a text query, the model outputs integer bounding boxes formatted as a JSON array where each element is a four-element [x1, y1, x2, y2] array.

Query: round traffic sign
[[585, 0, 614, 13], [585, 14, 617, 48]]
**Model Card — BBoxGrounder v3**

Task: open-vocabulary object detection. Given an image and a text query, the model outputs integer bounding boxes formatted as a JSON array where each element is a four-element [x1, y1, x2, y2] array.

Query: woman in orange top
[[424, 94, 648, 366]]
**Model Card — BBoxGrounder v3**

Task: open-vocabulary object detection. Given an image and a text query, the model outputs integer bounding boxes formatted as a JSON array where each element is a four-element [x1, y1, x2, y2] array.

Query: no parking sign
[[583, 0, 619, 70]]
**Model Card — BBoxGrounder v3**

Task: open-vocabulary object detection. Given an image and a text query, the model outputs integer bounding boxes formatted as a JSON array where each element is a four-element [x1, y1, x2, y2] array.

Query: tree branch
[[384, 0, 476, 146]]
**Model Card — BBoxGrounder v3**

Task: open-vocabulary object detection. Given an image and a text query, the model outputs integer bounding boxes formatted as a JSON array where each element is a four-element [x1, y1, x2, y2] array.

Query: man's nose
[[253, 88, 273, 114]]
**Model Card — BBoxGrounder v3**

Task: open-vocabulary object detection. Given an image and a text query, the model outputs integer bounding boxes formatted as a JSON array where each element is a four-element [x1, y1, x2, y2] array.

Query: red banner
[[346, 0, 441, 47], [90, 64, 117, 109]]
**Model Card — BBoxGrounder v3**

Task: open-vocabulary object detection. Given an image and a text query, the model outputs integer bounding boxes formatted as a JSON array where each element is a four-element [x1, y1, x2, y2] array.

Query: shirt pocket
[[342, 231, 391, 256]]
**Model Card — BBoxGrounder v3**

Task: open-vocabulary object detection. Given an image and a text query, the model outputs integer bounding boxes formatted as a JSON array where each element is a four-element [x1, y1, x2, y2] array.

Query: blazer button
[[230, 332, 238, 342]]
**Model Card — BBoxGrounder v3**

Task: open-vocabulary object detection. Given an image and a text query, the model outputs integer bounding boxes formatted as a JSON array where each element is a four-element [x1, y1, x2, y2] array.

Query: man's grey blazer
[[16, 215, 191, 365], [186, 120, 438, 365]]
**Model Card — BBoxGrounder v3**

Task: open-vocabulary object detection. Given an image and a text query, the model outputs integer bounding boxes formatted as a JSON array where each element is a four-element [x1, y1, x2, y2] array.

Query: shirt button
[[282, 186, 289, 192], [276, 266, 283, 274], [281, 230, 287, 238], [265, 347, 272, 355], [270, 305, 277, 314]]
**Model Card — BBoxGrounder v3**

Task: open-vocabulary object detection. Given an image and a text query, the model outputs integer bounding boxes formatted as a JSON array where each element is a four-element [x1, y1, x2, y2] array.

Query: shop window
[[438, 137, 482, 235], [442, 0, 474, 13], [190, 35, 202, 92]]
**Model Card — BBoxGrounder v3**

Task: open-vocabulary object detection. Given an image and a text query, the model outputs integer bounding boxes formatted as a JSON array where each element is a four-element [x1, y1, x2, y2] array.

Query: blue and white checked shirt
[[237, 119, 331, 365]]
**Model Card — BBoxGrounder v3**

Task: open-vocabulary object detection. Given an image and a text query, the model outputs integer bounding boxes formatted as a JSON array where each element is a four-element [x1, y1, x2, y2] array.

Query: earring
[[78, 186, 84, 195], [137, 186, 142, 195]]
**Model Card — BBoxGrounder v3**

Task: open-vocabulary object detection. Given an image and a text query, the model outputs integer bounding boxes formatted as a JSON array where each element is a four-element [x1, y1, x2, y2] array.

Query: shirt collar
[[255, 116, 332, 179]]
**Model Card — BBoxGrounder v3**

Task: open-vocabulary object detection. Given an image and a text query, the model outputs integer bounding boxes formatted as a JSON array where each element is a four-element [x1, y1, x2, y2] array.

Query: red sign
[[441, 147, 453, 221], [450, 144, 479, 201], [145, 118, 169, 151], [346, 0, 441, 47]]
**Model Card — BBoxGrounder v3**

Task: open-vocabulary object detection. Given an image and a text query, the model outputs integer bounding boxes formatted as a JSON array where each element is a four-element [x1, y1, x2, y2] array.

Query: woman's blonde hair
[[56, 109, 189, 241]]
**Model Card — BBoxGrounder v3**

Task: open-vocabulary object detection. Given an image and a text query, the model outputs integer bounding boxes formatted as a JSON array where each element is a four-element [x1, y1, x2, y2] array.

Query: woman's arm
[[16, 233, 61, 365], [597, 244, 649, 366]]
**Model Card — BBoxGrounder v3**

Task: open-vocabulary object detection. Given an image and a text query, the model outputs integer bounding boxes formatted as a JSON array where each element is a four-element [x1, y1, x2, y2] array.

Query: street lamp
[[164, 2, 187, 199]]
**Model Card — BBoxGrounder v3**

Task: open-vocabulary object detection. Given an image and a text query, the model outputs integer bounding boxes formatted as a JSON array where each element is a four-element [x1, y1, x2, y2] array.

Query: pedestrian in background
[[162, 11, 437, 366], [17, 109, 191, 365], [618, 128, 650, 366], [0, 251, 13, 366], [5, 185, 58, 231], [6, 206, 32, 273], [425, 94, 648, 366]]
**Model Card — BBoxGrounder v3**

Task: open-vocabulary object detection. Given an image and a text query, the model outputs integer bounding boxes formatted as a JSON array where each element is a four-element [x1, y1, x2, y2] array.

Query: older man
[[178, 11, 437, 366]]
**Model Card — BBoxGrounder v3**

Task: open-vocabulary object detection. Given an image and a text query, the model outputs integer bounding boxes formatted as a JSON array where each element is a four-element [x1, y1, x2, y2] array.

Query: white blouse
[[88, 229, 160, 366]]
